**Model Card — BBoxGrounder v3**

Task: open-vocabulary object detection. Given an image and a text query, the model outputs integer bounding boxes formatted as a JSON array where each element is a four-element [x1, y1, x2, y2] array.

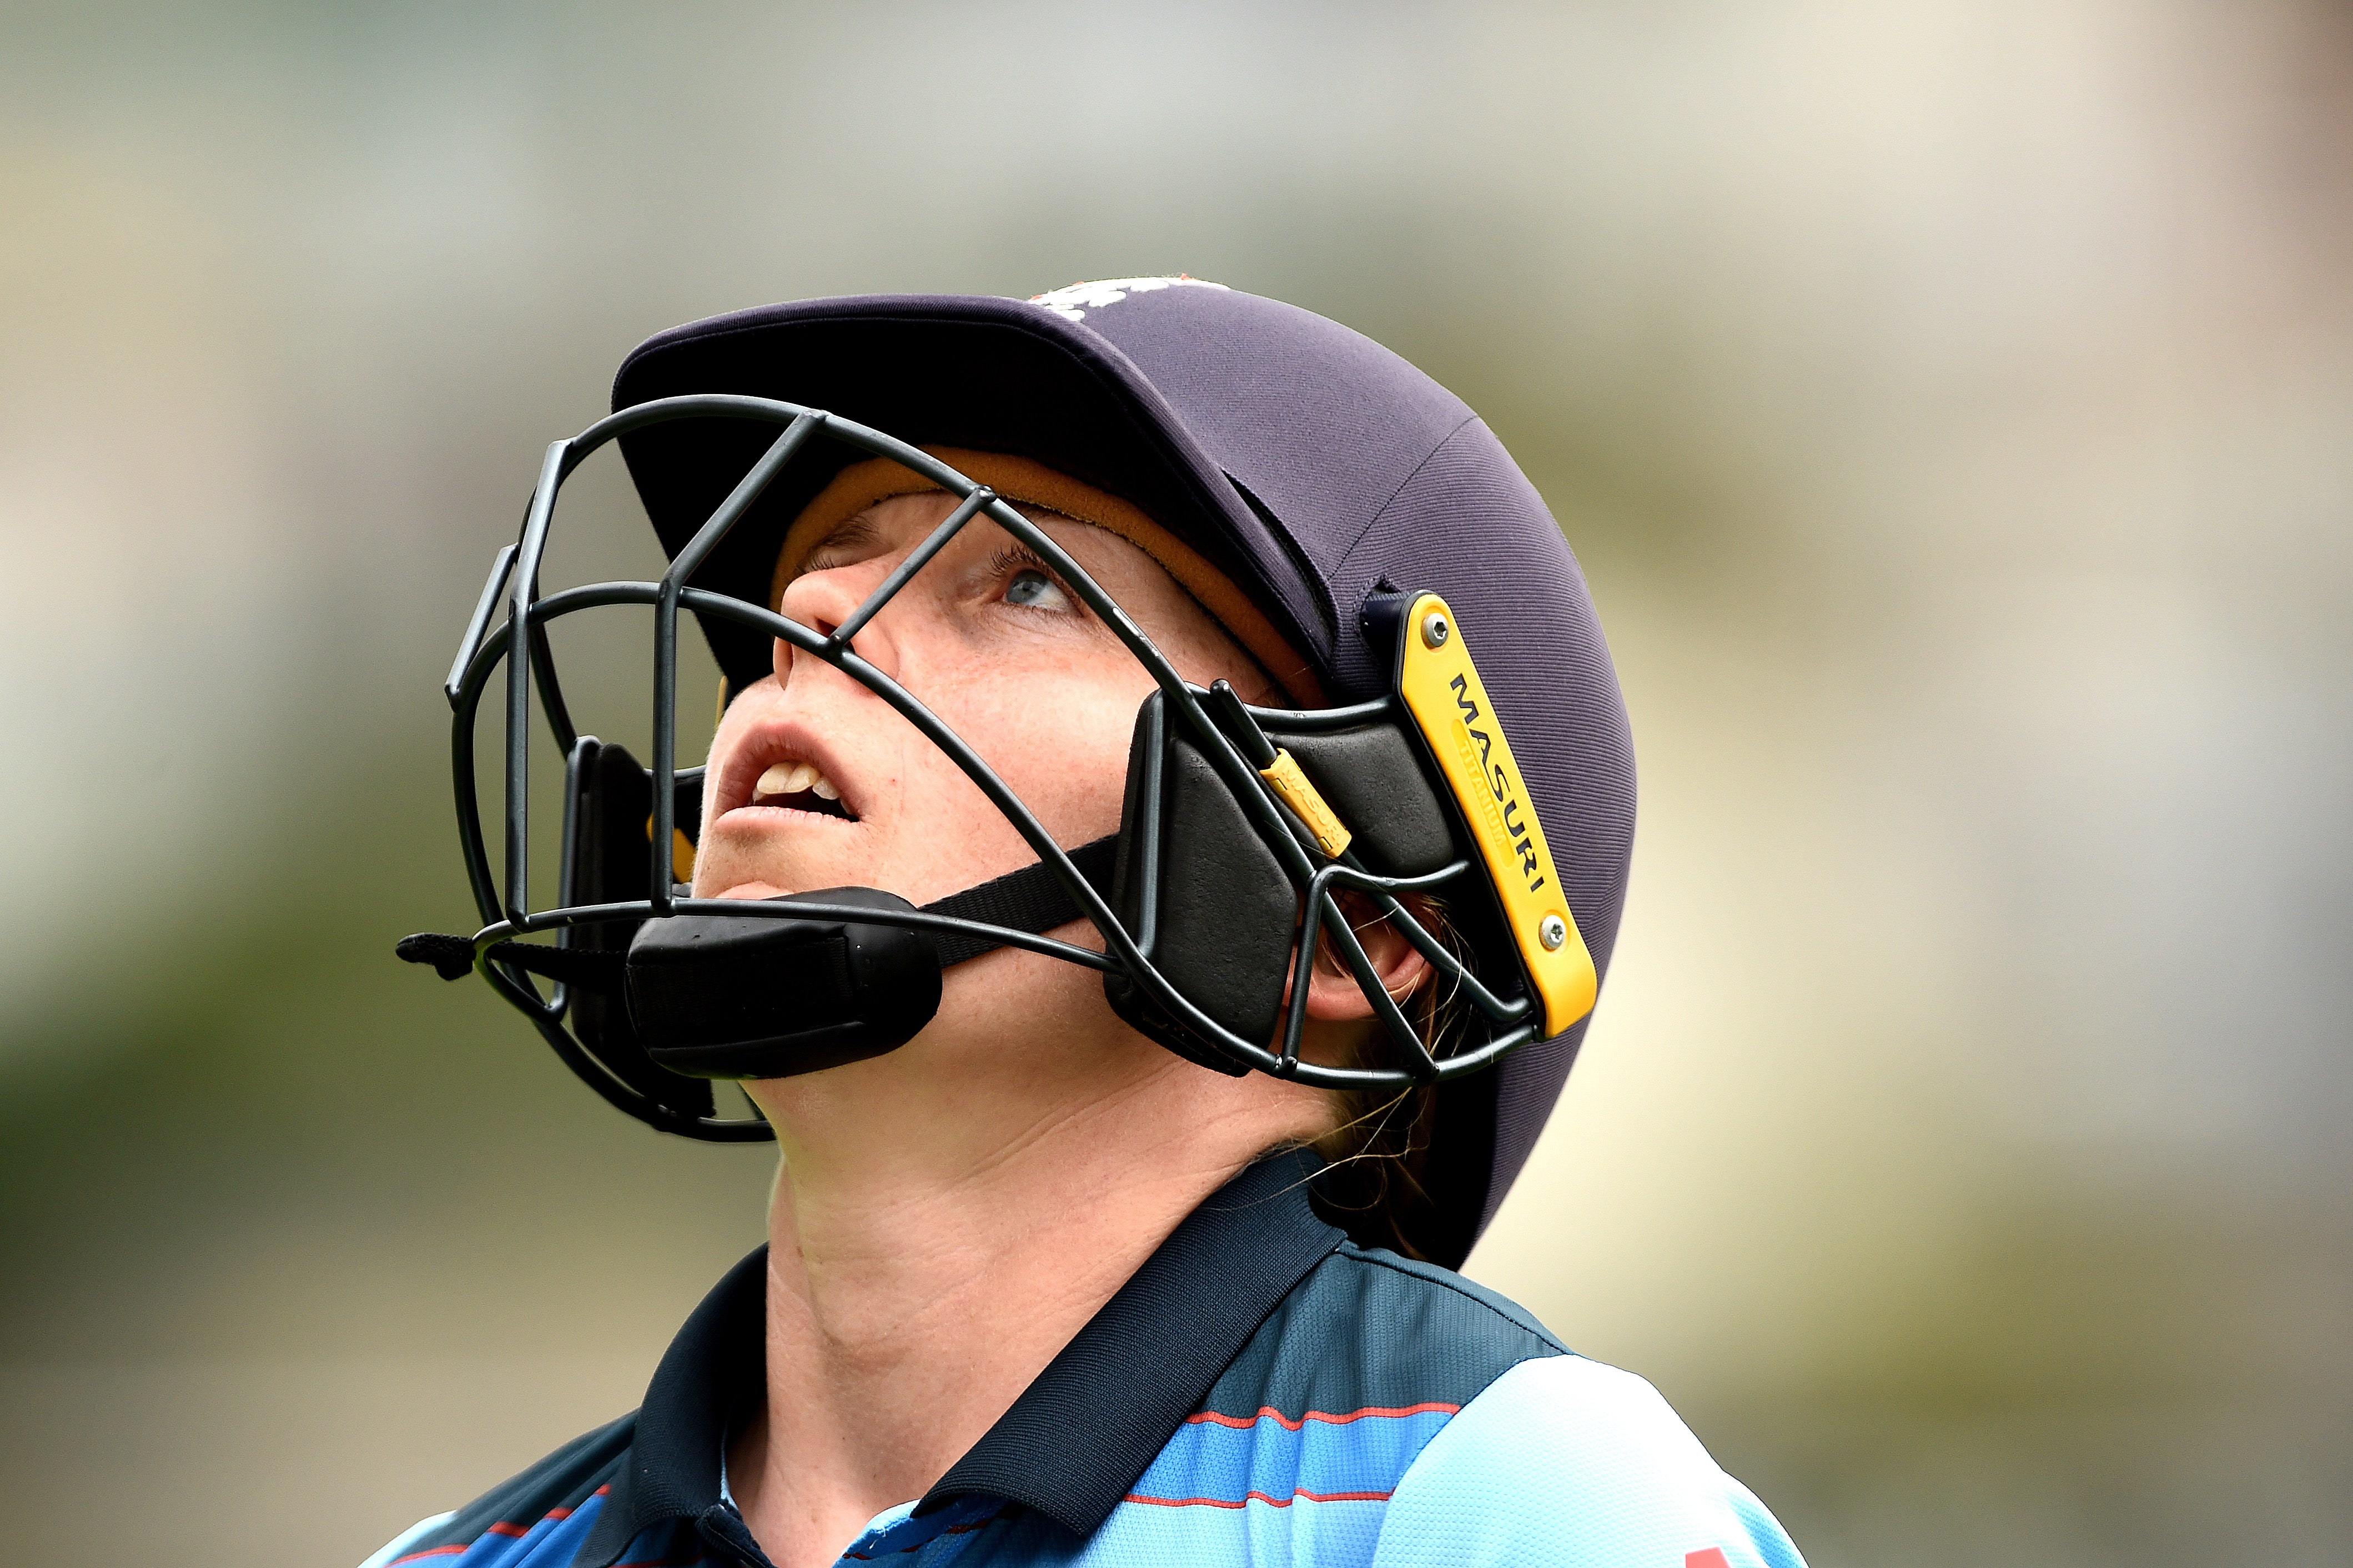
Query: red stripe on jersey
[[1183, 1401, 1459, 1430], [404, 1485, 612, 1562], [1123, 1487, 1395, 1509]]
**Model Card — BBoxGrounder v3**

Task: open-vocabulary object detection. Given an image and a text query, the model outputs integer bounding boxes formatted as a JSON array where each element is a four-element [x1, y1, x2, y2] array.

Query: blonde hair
[[1308, 894, 1475, 1259]]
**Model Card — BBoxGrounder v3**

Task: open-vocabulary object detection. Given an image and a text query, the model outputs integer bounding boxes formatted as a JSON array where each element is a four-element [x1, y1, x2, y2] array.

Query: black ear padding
[[1104, 688, 1526, 1077], [1105, 696, 1288, 1073], [560, 738, 716, 1120], [1260, 720, 1457, 878], [1267, 712, 1522, 1037]]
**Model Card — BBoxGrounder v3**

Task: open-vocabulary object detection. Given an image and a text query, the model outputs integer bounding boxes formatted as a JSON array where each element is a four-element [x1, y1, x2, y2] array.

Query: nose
[[772, 556, 902, 689]]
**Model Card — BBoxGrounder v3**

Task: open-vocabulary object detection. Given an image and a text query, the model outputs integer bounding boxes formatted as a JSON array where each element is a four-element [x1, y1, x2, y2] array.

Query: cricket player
[[382, 278, 1805, 1568]]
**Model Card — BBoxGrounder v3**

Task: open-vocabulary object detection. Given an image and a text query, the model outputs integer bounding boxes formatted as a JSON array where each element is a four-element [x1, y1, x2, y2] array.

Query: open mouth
[[747, 760, 857, 822]]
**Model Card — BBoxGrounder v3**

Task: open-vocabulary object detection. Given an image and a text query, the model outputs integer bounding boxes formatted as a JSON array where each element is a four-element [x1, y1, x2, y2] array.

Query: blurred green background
[[4, 2, 2349, 1564]]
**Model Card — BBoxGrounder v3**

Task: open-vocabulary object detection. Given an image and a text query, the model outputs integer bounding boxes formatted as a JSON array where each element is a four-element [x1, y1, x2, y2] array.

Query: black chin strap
[[920, 834, 1120, 967], [396, 834, 1122, 989]]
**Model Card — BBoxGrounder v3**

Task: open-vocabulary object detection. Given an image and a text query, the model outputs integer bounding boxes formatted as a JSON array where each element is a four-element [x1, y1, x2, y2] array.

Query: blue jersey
[[365, 1155, 1803, 1568]]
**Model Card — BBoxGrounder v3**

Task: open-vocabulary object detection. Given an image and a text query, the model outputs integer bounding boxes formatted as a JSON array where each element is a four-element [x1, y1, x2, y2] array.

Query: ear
[[1302, 896, 1434, 1022]]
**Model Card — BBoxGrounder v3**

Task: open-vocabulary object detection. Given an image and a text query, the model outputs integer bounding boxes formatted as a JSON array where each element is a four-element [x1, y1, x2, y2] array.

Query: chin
[[697, 846, 870, 900]]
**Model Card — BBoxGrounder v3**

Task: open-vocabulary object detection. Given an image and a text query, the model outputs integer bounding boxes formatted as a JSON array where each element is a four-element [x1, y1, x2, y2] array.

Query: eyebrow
[[802, 512, 881, 564]]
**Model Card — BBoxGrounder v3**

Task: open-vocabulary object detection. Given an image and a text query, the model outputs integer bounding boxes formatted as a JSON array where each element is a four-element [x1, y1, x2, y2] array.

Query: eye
[[1002, 566, 1074, 612]]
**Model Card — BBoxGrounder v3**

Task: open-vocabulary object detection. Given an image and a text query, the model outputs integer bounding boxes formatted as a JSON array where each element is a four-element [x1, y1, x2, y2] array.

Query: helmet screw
[[1538, 914, 1567, 951], [1420, 611, 1451, 648]]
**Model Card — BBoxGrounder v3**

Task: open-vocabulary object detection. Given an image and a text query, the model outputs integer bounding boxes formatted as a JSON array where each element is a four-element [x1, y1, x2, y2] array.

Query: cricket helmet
[[400, 279, 1635, 1267]]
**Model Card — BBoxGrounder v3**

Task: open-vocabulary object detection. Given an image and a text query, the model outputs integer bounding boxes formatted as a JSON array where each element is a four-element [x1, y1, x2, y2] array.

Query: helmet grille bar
[[650, 410, 824, 917], [445, 543, 515, 705], [504, 440, 569, 922], [827, 485, 996, 649]]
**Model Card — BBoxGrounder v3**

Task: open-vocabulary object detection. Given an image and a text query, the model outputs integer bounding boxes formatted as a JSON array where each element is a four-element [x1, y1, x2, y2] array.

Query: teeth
[[810, 777, 840, 801], [755, 760, 819, 798]]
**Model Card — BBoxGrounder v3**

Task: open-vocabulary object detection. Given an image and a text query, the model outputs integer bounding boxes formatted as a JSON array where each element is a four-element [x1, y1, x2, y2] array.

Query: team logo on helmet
[[1029, 275, 1229, 322]]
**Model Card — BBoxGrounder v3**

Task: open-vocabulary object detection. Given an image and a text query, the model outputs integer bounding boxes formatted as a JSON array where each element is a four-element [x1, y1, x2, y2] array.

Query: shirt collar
[[579, 1146, 1341, 1564]]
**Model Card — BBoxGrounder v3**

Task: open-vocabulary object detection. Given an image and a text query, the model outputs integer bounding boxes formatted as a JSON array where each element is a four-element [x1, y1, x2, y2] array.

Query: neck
[[725, 1026, 1316, 1568]]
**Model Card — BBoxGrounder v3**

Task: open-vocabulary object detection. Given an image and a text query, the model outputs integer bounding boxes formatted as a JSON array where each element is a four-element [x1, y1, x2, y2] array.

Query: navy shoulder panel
[[391, 1413, 636, 1559], [1201, 1242, 1565, 1421]]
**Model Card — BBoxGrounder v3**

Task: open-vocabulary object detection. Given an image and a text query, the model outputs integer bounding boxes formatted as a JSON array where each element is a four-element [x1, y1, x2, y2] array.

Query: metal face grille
[[442, 396, 1543, 1138]]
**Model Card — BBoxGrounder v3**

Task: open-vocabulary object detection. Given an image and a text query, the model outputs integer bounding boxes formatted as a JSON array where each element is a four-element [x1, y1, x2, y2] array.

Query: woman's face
[[695, 489, 1410, 1158], [694, 490, 1275, 915]]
